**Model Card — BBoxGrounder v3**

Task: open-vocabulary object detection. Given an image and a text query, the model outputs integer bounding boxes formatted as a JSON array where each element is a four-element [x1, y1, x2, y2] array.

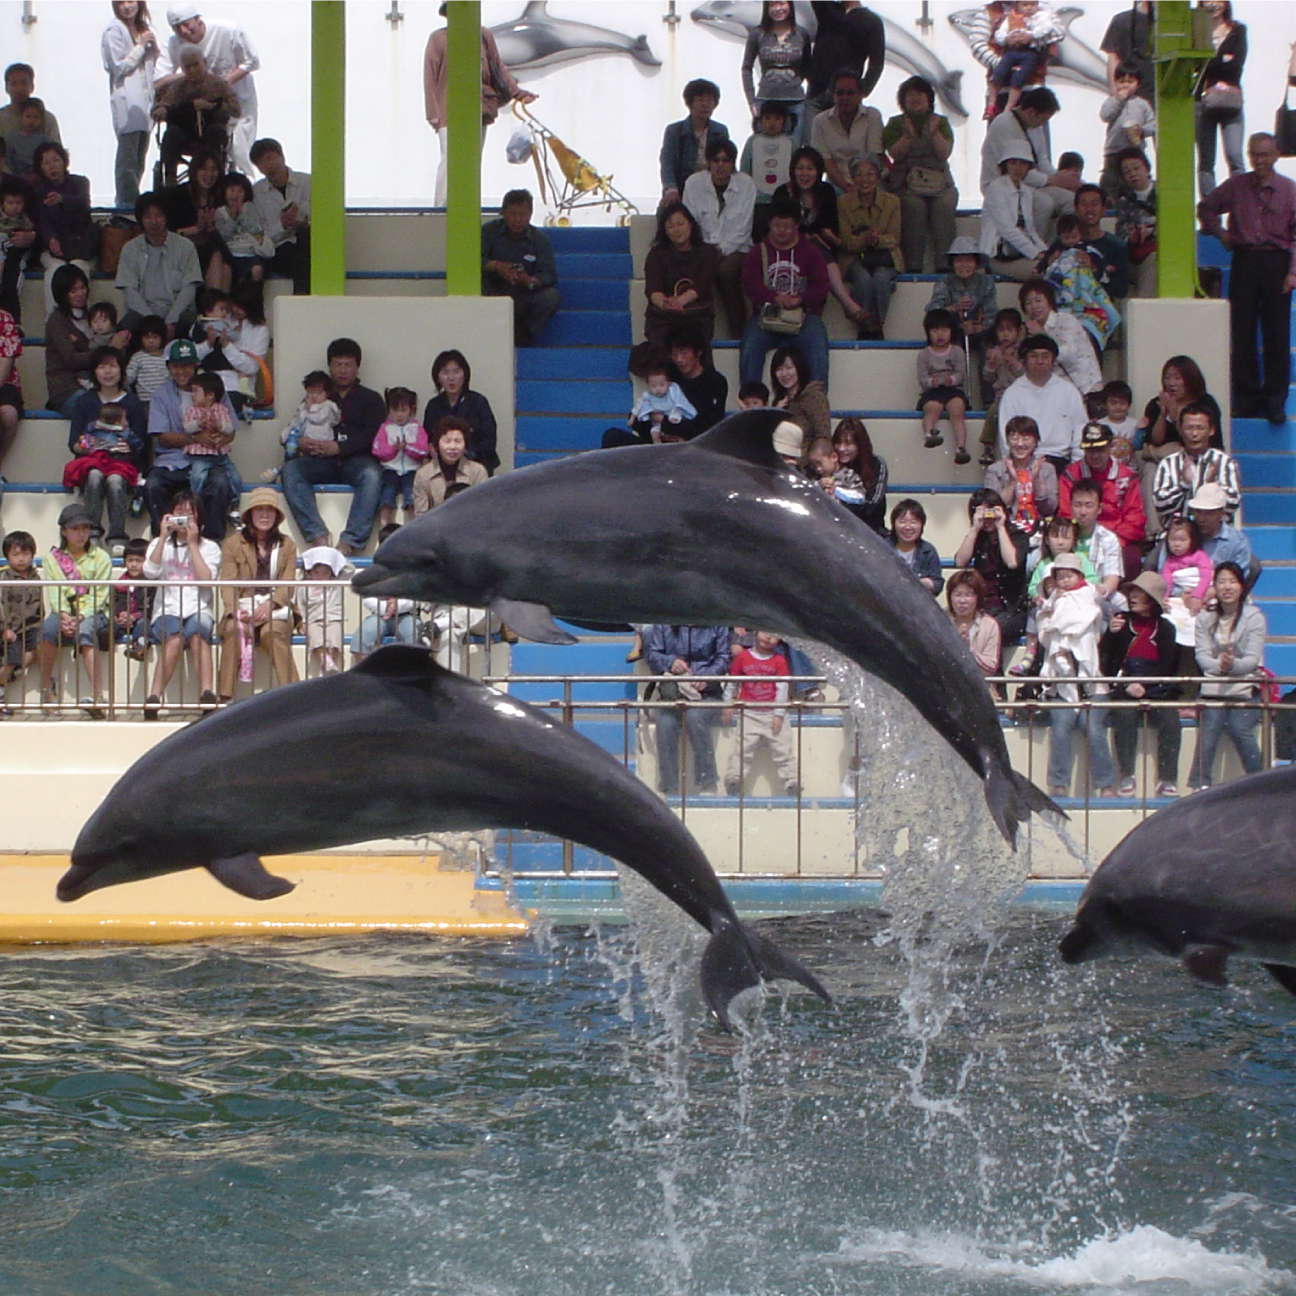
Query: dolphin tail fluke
[[984, 763, 1066, 849], [207, 853, 296, 900], [700, 917, 831, 1030]]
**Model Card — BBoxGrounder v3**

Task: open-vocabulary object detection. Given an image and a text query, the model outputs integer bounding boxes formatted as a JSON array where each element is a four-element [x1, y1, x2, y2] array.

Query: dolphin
[[491, 1, 660, 72], [689, 2, 967, 118], [947, 6, 1108, 96], [354, 410, 1059, 848], [1060, 766, 1296, 998], [60, 646, 828, 1031]]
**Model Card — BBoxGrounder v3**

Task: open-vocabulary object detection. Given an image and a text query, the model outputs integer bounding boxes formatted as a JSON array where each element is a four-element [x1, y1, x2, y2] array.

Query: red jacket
[[1058, 457, 1145, 545]]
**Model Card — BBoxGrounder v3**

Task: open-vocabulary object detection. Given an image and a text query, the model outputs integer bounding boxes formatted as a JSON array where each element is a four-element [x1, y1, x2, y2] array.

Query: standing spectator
[[1018, 278, 1103, 398], [102, 1, 158, 210], [722, 629, 801, 798], [1100, 0, 1153, 102], [281, 337, 385, 557], [1114, 147, 1157, 297], [32, 144, 99, 321], [631, 201, 719, 375], [423, 3, 536, 209], [660, 78, 729, 206], [808, 69, 882, 194], [115, 191, 202, 338], [979, 142, 1049, 281], [978, 86, 1075, 223], [644, 624, 730, 796], [1194, 0, 1247, 198], [837, 154, 902, 340], [1198, 133, 1296, 424], [249, 138, 310, 296], [682, 139, 756, 340], [996, 333, 1087, 471], [154, 2, 259, 176], [1058, 421, 1146, 578], [741, 2, 811, 140], [804, 1, 885, 142], [0, 64, 60, 144], [1152, 402, 1241, 530], [422, 348, 498, 474], [1099, 63, 1155, 202], [883, 75, 957, 276], [481, 188, 559, 348]]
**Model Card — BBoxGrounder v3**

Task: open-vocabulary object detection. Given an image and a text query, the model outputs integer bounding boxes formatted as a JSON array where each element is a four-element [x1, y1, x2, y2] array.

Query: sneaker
[[259, 467, 281, 483], [724, 781, 740, 797], [1117, 777, 1137, 796], [108, 537, 128, 558], [923, 431, 944, 448], [953, 447, 971, 465], [978, 446, 996, 467], [198, 689, 218, 710], [1049, 785, 1069, 798], [129, 490, 145, 518], [143, 694, 161, 721], [1155, 781, 1178, 798], [80, 696, 105, 720], [840, 773, 858, 798]]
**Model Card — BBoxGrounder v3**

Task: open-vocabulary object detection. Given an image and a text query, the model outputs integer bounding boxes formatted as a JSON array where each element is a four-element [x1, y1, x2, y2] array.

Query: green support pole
[[1155, 1, 1211, 298], [445, 1, 482, 296], [310, 0, 346, 296]]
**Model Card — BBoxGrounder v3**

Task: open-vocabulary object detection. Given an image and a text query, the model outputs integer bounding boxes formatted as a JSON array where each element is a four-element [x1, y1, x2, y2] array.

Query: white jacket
[[978, 175, 1048, 262], [102, 18, 157, 136], [1039, 582, 1106, 702], [682, 170, 756, 258]]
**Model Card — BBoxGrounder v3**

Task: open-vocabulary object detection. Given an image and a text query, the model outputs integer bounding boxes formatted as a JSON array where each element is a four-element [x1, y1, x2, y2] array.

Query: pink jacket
[[1160, 549, 1214, 602], [372, 420, 430, 476]]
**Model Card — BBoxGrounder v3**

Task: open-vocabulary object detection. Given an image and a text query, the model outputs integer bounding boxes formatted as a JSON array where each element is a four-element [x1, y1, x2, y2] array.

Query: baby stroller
[[507, 103, 637, 227]]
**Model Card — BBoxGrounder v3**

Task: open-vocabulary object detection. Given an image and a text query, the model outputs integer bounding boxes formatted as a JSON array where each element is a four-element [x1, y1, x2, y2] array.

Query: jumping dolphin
[[492, 1, 660, 72], [354, 410, 1059, 848], [60, 647, 828, 1031], [690, 1, 967, 118], [948, 6, 1108, 96], [1060, 766, 1296, 998]]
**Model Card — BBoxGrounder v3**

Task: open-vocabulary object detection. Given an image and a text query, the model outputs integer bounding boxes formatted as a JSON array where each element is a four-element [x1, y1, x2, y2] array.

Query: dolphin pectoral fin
[[1262, 964, 1296, 999], [207, 854, 296, 900], [490, 598, 577, 645], [699, 917, 830, 1031], [1183, 943, 1231, 987]]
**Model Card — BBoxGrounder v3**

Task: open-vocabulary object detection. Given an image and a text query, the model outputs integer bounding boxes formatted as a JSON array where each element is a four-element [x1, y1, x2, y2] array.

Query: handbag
[[1277, 87, 1296, 157], [858, 249, 895, 271], [1201, 84, 1242, 113], [759, 302, 805, 334], [906, 164, 947, 198]]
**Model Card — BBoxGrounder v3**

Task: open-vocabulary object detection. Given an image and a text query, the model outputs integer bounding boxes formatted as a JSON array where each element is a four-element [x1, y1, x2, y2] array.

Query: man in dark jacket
[[644, 623, 731, 795]]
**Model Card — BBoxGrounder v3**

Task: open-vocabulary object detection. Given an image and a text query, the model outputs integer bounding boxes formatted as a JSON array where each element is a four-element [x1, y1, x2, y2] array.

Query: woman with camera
[[953, 486, 1030, 645], [142, 490, 220, 718]]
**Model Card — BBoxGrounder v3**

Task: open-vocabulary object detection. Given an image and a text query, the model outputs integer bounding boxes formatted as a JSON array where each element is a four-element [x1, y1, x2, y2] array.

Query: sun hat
[[1123, 570, 1167, 611], [301, 546, 348, 577], [1051, 553, 1085, 573], [1188, 482, 1229, 511], [943, 235, 987, 267], [240, 486, 284, 525]]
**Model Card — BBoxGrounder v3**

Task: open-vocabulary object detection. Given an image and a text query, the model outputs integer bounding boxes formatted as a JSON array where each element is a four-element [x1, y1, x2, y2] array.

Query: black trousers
[[1229, 247, 1292, 411]]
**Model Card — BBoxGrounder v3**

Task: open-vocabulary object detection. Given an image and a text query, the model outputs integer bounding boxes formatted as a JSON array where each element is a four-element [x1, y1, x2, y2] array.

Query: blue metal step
[[515, 378, 630, 416], [1254, 599, 1296, 636], [1234, 453, 1296, 488], [1230, 418, 1296, 453], [555, 278, 631, 310], [496, 839, 614, 873], [536, 310, 631, 347], [515, 414, 608, 452], [1255, 565, 1296, 596], [515, 348, 629, 381], [553, 252, 634, 280], [1238, 493, 1296, 525], [1247, 527, 1296, 561], [1197, 232, 1230, 267], [548, 226, 629, 253], [1266, 643, 1296, 675]]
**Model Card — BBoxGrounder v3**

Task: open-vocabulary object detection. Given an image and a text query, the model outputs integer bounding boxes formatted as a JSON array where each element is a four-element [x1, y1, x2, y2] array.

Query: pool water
[[2, 904, 1294, 1296]]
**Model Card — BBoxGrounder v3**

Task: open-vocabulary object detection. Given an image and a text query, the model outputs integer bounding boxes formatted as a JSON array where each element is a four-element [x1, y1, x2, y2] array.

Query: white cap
[[301, 546, 348, 577], [772, 420, 803, 459], [166, 3, 200, 26]]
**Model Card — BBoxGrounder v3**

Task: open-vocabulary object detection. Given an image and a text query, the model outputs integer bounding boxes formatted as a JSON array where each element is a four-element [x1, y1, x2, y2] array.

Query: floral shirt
[[0, 309, 22, 397]]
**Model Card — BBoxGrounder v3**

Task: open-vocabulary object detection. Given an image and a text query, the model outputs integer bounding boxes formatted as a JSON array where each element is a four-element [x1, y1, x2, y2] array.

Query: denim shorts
[[4, 621, 39, 665], [41, 610, 109, 648], [150, 610, 215, 644]]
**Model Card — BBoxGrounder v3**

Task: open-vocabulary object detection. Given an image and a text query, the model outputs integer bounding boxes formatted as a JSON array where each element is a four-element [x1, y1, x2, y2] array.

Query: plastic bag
[[506, 126, 533, 165]]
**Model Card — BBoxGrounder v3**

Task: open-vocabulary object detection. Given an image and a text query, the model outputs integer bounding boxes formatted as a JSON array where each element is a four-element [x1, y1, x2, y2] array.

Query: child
[[214, 173, 275, 284], [5, 97, 51, 177], [917, 308, 970, 463], [805, 436, 866, 511], [262, 371, 340, 483], [372, 386, 430, 529], [112, 537, 153, 661], [1038, 212, 1088, 274], [0, 178, 34, 320], [1099, 63, 1155, 201], [925, 236, 997, 353], [1159, 515, 1213, 649], [0, 529, 42, 710], [979, 308, 1025, 465], [79, 402, 135, 456], [89, 301, 119, 344], [298, 545, 352, 677], [990, 0, 1064, 115], [721, 629, 800, 797], [352, 524, 422, 662], [888, 498, 944, 597], [126, 316, 171, 410], [740, 102, 793, 244], [737, 380, 770, 409], [182, 371, 241, 506], [1099, 380, 1140, 447], [1055, 151, 1085, 185], [629, 363, 698, 442], [1016, 514, 1097, 674]]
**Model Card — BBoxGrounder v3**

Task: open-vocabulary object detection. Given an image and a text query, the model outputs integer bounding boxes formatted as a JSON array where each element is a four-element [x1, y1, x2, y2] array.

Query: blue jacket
[[644, 624, 731, 684], [659, 119, 730, 195], [66, 388, 147, 456]]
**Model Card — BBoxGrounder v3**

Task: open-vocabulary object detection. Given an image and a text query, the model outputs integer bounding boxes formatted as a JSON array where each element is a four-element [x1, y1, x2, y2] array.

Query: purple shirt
[[1198, 170, 1296, 278]]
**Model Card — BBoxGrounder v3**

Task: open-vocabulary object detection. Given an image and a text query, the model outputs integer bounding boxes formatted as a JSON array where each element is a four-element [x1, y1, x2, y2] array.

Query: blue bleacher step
[[515, 378, 630, 416], [516, 348, 629, 380], [552, 252, 634, 280], [1265, 643, 1296, 676], [1238, 492, 1296, 526], [1256, 566, 1296, 596], [1247, 526, 1296, 562], [1253, 599, 1296, 637], [1234, 453, 1296, 489], [515, 415, 611, 453], [1230, 418, 1296, 453], [547, 227, 629, 253], [496, 838, 617, 874], [1197, 232, 1230, 268], [556, 278, 631, 311], [536, 311, 631, 347]]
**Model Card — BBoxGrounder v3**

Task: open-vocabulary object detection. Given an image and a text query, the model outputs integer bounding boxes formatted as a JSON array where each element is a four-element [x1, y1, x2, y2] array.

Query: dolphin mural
[[948, 6, 1109, 96], [354, 410, 1061, 848], [690, 1, 967, 118], [60, 646, 829, 1031], [491, 1, 660, 71], [1060, 766, 1296, 999]]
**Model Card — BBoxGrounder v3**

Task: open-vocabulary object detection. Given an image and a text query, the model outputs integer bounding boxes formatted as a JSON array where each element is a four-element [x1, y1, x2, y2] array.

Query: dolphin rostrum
[[492, 1, 660, 72], [60, 647, 828, 1031], [1060, 766, 1296, 998], [354, 409, 1059, 848]]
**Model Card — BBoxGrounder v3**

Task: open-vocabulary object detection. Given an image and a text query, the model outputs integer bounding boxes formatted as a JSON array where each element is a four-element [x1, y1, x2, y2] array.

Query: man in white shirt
[[997, 334, 1087, 471], [979, 142, 1049, 280], [809, 69, 883, 192], [682, 138, 756, 338], [249, 137, 310, 295], [156, 3, 259, 175]]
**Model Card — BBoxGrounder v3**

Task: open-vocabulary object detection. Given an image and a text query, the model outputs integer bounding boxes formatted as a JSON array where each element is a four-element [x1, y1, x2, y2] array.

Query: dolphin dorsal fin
[[691, 408, 796, 471], [354, 644, 448, 679]]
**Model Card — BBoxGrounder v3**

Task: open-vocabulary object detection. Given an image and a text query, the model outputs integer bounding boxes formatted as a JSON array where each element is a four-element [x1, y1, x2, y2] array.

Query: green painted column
[[311, 0, 346, 296], [445, 1, 482, 296]]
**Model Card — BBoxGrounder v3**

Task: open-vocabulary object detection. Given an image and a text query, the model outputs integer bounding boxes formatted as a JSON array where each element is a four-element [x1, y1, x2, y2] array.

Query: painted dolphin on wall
[[1060, 766, 1296, 999], [491, 1, 660, 71], [60, 646, 828, 1031], [948, 6, 1108, 96], [354, 410, 1060, 848], [690, 1, 967, 119]]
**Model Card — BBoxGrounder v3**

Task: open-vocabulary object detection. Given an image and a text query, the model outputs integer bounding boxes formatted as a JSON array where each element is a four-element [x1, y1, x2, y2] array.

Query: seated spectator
[[740, 196, 829, 387], [740, 2, 810, 138], [984, 413, 1058, 533], [769, 343, 828, 449], [46, 265, 122, 414], [917, 308, 970, 463], [1097, 378, 1140, 444], [263, 368, 337, 484], [1136, 354, 1221, 536], [671, 328, 728, 436], [64, 345, 147, 554], [631, 200, 719, 375], [925, 236, 996, 353], [125, 314, 171, 413], [151, 46, 237, 180], [954, 487, 1029, 643], [371, 385, 428, 531], [0, 176, 35, 321], [37, 503, 112, 717], [1113, 147, 1156, 298], [0, 64, 61, 146], [741, 101, 794, 243], [1159, 514, 1214, 647], [225, 280, 271, 370], [5, 97, 53, 179], [480, 187, 559, 347], [721, 629, 800, 798], [89, 299, 122, 347], [0, 528, 41, 710], [837, 155, 902, 339], [978, 142, 1049, 281], [806, 435, 863, 504], [0, 304, 20, 474], [189, 288, 260, 412], [737, 380, 769, 408], [1151, 401, 1240, 533], [1069, 181, 1131, 300], [1068, 476, 1124, 597], [102, 2, 159, 210], [1188, 562, 1266, 791], [162, 148, 227, 290], [682, 138, 755, 340], [214, 171, 274, 285], [1019, 277, 1103, 398], [422, 348, 498, 474], [947, 568, 1002, 680], [988, 1, 1065, 116], [1018, 514, 1096, 676], [1156, 481, 1258, 592], [1037, 215, 1121, 352], [281, 337, 385, 556], [808, 69, 882, 193], [1100, 65, 1155, 200], [1058, 420, 1145, 577], [142, 491, 220, 717], [978, 307, 1026, 465], [996, 332, 1087, 472], [216, 487, 299, 701], [143, 337, 238, 540], [644, 623, 730, 796], [298, 545, 351, 678], [113, 538, 152, 663], [889, 498, 943, 596], [883, 75, 957, 275], [31, 143, 97, 320], [978, 86, 1075, 219], [832, 416, 887, 534], [352, 524, 419, 662], [659, 78, 728, 206], [250, 137, 310, 295], [625, 362, 698, 444], [116, 191, 203, 338], [412, 415, 488, 513]]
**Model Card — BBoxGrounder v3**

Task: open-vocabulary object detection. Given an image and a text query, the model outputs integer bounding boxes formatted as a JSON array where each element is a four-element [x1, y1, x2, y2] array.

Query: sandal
[[923, 432, 944, 448], [953, 447, 971, 465], [978, 446, 996, 467], [143, 694, 161, 721]]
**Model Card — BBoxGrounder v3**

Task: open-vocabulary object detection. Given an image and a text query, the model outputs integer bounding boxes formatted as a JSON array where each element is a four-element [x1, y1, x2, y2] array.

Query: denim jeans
[[1189, 703, 1263, 788], [655, 704, 719, 794], [114, 130, 150, 209], [187, 455, 243, 507], [1196, 103, 1245, 197], [739, 312, 829, 387], [146, 464, 236, 541], [844, 263, 897, 332], [353, 612, 420, 657], [1047, 704, 1115, 792], [81, 468, 133, 541], [281, 453, 383, 550]]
